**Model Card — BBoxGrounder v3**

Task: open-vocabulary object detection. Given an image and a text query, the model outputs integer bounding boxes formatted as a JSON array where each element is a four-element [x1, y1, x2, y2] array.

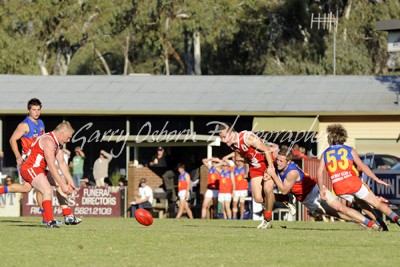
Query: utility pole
[[311, 11, 339, 75]]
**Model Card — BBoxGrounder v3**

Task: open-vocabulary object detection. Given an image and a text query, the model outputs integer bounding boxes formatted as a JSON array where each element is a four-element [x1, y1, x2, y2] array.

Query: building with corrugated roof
[[0, 75, 399, 176]]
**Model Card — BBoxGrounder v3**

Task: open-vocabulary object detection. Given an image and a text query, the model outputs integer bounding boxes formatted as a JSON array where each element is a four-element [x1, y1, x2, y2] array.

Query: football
[[134, 208, 153, 226]]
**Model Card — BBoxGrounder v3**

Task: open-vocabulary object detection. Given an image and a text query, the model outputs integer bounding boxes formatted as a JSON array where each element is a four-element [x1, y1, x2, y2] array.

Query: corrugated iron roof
[[0, 75, 399, 116]]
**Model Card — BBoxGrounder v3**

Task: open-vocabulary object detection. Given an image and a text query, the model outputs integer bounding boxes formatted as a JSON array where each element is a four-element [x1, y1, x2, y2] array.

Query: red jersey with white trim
[[22, 131, 60, 173], [231, 131, 270, 178], [178, 171, 189, 191], [234, 166, 248, 190], [323, 144, 362, 195], [207, 166, 220, 190], [219, 170, 233, 194], [278, 162, 316, 202]]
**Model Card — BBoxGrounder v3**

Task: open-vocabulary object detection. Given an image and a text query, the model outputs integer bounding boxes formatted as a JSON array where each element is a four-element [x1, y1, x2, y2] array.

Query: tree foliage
[[0, 0, 399, 75]]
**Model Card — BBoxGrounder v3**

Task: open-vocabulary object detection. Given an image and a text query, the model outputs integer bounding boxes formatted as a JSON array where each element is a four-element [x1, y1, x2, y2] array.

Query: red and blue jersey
[[178, 171, 189, 191], [323, 144, 362, 195], [278, 162, 316, 202], [234, 166, 248, 190], [219, 169, 233, 194], [21, 116, 45, 154], [207, 166, 220, 190]]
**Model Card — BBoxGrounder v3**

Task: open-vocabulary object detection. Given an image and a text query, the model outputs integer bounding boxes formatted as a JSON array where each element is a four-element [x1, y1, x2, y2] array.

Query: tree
[[0, 0, 399, 75]]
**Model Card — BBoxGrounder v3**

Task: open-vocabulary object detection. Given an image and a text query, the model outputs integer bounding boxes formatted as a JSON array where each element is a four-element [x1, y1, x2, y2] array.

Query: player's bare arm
[[222, 152, 236, 161], [351, 149, 390, 187], [202, 158, 211, 168], [246, 133, 275, 169], [268, 142, 279, 159], [202, 157, 222, 169], [245, 163, 250, 178], [56, 150, 75, 190], [9, 122, 29, 165], [230, 171, 236, 192], [42, 138, 72, 195], [266, 168, 297, 195], [185, 173, 191, 199]]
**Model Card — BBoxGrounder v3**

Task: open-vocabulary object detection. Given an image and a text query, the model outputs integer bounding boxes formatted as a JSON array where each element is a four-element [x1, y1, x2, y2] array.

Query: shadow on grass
[[182, 224, 255, 229], [0, 219, 32, 223], [181, 224, 366, 231], [14, 224, 44, 228]]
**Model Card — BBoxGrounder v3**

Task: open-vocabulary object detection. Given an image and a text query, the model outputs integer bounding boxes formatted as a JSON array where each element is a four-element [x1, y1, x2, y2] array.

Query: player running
[[317, 124, 400, 227], [218, 123, 275, 229]]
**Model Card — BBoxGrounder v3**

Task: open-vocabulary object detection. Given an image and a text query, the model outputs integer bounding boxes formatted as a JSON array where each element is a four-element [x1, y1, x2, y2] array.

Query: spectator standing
[[131, 178, 153, 216], [149, 147, 167, 167], [295, 147, 308, 159], [175, 163, 193, 219], [232, 157, 249, 220], [218, 160, 234, 219], [93, 150, 112, 187], [71, 146, 85, 188], [201, 157, 221, 219], [292, 143, 300, 157]]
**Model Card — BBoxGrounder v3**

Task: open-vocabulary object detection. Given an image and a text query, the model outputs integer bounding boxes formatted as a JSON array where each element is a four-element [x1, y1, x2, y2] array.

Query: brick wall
[[127, 166, 165, 204]]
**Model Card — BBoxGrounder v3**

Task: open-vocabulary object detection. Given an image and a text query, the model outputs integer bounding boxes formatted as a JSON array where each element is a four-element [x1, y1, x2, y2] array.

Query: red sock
[[367, 220, 375, 228], [62, 207, 72, 216], [42, 200, 54, 222], [0, 186, 7, 194], [264, 211, 272, 221]]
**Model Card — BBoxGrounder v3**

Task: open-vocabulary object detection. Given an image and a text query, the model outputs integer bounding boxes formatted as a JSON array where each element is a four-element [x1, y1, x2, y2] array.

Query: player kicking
[[0, 98, 80, 225], [218, 123, 275, 229], [317, 124, 400, 228], [20, 121, 75, 228], [267, 148, 383, 230]]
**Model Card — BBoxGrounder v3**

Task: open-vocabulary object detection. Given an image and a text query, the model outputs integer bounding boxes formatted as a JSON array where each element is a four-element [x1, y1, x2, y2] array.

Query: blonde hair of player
[[326, 124, 347, 145]]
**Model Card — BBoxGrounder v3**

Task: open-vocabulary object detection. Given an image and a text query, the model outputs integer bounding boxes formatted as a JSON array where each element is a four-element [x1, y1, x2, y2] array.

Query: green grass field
[[1, 217, 399, 267]]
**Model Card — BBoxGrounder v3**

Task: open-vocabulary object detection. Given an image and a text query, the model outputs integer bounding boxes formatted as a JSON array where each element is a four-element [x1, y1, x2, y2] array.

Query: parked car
[[391, 163, 400, 171], [359, 153, 400, 170]]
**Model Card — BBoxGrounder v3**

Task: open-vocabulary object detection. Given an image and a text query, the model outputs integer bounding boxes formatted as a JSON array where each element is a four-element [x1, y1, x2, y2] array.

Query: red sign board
[[21, 186, 122, 217]]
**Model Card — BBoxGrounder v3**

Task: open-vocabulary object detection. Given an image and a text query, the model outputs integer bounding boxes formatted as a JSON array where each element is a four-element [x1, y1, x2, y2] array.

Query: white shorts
[[205, 189, 219, 199], [233, 190, 248, 202], [218, 193, 232, 202], [178, 189, 189, 200], [339, 184, 370, 203]]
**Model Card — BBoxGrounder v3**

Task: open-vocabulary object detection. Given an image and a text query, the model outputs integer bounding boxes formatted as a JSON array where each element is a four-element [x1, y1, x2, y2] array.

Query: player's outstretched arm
[[351, 149, 390, 187]]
